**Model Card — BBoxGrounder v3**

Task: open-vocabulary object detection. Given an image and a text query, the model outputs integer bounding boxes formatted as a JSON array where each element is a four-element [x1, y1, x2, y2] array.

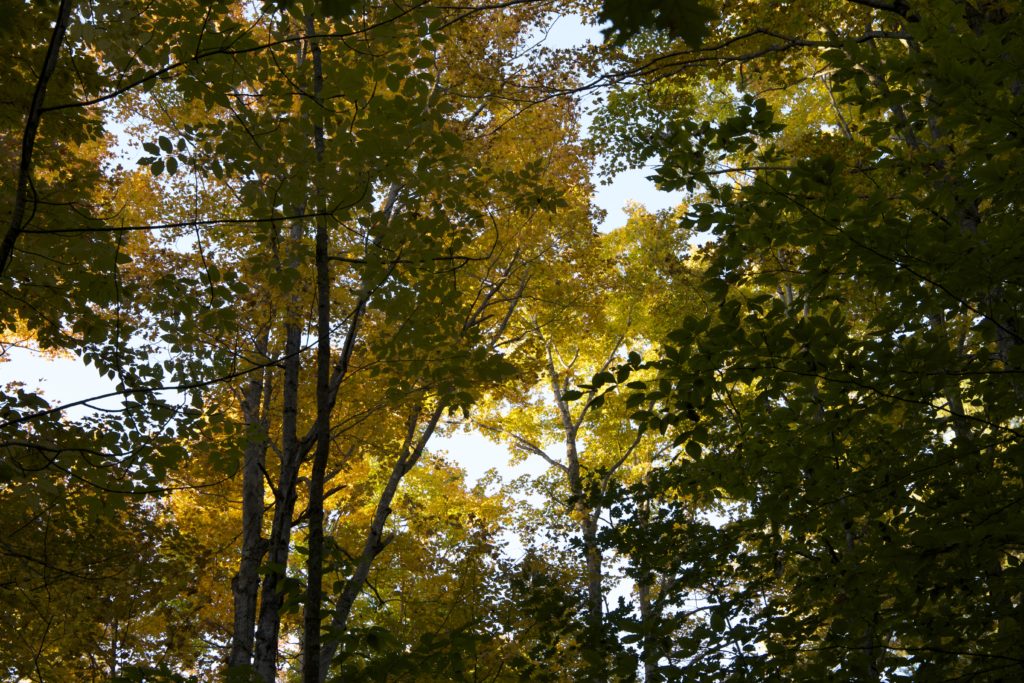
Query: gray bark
[[253, 218, 305, 681], [228, 329, 271, 670], [542, 339, 605, 675]]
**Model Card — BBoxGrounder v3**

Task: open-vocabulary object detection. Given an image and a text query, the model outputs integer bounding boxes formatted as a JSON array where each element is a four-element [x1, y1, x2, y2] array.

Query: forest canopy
[[2, 0, 1023, 681]]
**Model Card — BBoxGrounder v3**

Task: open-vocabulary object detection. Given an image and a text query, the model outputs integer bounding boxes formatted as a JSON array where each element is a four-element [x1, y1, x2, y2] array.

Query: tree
[[473, 204, 702, 679], [85, 3, 592, 681], [595, 0, 1024, 678], [3, 0, 586, 680]]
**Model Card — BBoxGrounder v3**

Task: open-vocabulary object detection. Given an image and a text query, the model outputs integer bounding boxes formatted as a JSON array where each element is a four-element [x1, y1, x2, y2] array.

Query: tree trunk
[[580, 506, 605, 659], [302, 14, 330, 682], [637, 496, 660, 682], [228, 329, 271, 670], [542, 340, 606, 678], [253, 217, 305, 681], [637, 577, 658, 682]]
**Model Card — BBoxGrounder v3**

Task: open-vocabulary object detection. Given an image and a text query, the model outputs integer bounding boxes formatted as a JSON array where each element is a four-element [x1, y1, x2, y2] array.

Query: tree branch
[[1, 0, 74, 276]]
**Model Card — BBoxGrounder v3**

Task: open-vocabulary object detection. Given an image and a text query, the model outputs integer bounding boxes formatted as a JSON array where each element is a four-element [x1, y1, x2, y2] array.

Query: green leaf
[[600, 0, 716, 48], [710, 610, 725, 633], [320, 0, 360, 18]]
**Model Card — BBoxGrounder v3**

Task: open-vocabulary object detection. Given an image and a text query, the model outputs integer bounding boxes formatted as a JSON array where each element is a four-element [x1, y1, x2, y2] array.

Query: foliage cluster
[[2, 0, 1022, 681]]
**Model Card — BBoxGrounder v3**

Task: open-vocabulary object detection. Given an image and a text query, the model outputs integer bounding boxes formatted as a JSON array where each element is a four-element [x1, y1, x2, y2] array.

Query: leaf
[[320, 0, 360, 18], [600, 0, 716, 48], [710, 610, 725, 633]]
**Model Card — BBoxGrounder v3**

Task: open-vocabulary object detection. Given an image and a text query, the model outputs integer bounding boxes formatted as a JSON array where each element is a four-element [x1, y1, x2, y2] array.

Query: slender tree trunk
[[542, 341, 606, 677], [572, 464, 604, 672], [315, 257, 524, 681], [637, 496, 659, 682], [637, 578, 656, 681], [302, 15, 330, 683], [253, 218, 305, 681], [580, 504, 605, 666], [228, 329, 271, 670], [230, 28, 395, 683]]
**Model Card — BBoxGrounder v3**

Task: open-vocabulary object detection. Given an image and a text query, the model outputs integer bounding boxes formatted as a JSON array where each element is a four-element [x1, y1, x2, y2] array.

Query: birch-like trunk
[[228, 329, 271, 670], [253, 217, 305, 681], [543, 340, 606, 677]]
